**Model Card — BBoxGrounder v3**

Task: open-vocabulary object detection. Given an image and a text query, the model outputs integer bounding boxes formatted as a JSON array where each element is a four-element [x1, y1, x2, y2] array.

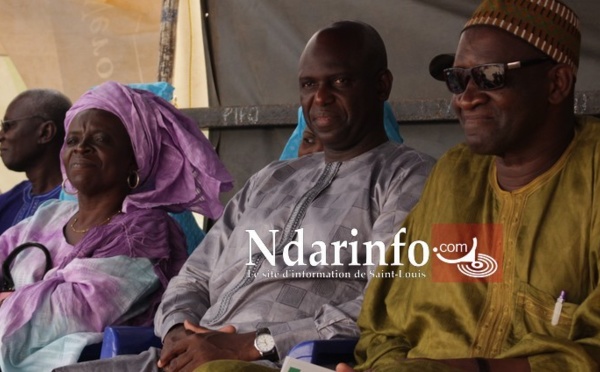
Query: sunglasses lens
[[443, 64, 507, 94], [472, 64, 505, 91], [444, 69, 467, 94]]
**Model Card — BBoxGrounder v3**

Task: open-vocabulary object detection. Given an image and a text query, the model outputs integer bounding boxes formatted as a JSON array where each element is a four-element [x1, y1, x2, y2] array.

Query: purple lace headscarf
[[61, 81, 233, 219]]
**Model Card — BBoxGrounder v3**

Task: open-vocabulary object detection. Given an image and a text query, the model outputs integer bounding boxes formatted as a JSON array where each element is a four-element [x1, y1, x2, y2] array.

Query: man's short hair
[[14, 89, 72, 144]]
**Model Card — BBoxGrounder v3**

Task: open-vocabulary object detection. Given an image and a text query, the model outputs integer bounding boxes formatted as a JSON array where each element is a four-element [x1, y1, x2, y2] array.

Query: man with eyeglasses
[[338, 1, 600, 372], [0, 89, 72, 235]]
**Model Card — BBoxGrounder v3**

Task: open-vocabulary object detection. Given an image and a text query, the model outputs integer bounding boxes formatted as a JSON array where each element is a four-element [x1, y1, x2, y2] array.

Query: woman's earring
[[128, 171, 140, 189], [62, 178, 77, 195]]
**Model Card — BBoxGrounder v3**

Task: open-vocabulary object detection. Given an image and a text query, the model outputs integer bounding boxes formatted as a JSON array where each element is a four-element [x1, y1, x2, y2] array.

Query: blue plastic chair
[[287, 338, 358, 367], [100, 326, 161, 359]]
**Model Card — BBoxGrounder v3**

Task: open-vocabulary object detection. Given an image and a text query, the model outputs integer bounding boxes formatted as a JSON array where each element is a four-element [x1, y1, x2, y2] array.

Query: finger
[[183, 320, 237, 335], [164, 324, 188, 346], [168, 350, 195, 372], [158, 349, 178, 369], [335, 363, 356, 372], [217, 324, 237, 334], [183, 320, 209, 334], [159, 338, 188, 368]]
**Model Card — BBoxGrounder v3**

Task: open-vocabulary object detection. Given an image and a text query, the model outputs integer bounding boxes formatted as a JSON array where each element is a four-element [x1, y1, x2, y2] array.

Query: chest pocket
[[514, 282, 577, 340]]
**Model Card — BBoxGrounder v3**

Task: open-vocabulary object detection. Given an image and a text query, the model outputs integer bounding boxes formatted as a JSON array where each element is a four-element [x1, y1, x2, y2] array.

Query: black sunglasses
[[443, 57, 552, 94], [0, 115, 48, 133]]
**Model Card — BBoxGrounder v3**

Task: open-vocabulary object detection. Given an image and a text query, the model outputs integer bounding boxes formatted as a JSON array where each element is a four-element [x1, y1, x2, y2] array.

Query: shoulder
[[0, 181, 30, 200], [117, 209, 184, 245], [554, 116, 600, 172], [0, 182, 27, 213], [0, 200, 76, 239], [433, 143, 493, 177], [378, 142, 436, 171], [78, 207, 187, 281], [118, 207, 173, 227], [574, 116, 600, 148], [82, 208, 177, 242], [264, 153, 325, 170], [249, 154, 327, 183], [563, 116, 600, 184], [348, 142, 436, 184], [412, 143, 493, 206], [30, 199, 77, 220]]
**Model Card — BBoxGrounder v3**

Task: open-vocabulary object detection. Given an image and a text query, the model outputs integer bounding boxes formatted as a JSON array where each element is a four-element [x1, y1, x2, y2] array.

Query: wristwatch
[[254, 328, 278, 361]]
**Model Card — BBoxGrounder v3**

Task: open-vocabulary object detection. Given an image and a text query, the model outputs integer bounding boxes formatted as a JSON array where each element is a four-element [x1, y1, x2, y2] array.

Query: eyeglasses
[[0, 115, 48, 133], [443, 57, 552, 94]]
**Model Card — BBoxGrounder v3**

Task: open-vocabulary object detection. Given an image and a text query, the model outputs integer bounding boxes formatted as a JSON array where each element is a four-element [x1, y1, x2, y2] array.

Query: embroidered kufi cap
[[430, 0, 581, 79], [464, 0, 580, 73]]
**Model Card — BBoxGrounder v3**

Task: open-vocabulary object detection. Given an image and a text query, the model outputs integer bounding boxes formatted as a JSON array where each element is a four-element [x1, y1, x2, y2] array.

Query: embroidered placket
[[208, 161, 341, 324]]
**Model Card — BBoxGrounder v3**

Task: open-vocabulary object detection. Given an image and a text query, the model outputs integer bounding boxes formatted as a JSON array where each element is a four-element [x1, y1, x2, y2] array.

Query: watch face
[[255, 332, 276, 353]]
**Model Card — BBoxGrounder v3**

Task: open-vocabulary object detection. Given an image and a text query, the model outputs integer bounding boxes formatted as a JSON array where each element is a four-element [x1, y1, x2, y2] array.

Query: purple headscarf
[[61, 81, 233, 219]]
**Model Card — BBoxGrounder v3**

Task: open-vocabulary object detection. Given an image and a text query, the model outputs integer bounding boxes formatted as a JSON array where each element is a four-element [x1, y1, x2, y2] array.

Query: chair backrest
[[100, 326, 161, 359], [287, 338, 358, 368]]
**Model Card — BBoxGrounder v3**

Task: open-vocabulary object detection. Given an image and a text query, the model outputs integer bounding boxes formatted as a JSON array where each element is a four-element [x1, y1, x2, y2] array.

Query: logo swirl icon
[[456, 253, 497, 278], [434, 237, 498, 278]]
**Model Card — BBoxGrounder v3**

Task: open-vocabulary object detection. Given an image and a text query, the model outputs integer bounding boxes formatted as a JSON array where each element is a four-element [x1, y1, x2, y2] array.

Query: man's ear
[[548, 64, 575, 105], [377, 69, 393, 101], [38, 120, 57, 144]]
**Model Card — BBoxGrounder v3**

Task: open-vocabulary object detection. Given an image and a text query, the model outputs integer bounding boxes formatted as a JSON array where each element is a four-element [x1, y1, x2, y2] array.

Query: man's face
[[0, 97, 46, 172], [451, 27, 553, 156], [298, 30, 382, 156]]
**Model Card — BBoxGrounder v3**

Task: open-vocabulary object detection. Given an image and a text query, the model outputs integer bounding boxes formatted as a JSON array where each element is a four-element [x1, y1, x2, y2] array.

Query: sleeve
[[0, 256, 159, 370], [502, 332, 600, 371], [154, 175, 256, 339], [0, 205, 184, 371], [269, 152, 435, 358], [352, 156, 440, 370], [352, 258, 411, 369]]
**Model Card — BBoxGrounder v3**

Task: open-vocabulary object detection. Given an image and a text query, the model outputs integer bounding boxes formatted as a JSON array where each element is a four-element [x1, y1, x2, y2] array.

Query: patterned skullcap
[[464, 0, 581, 74]]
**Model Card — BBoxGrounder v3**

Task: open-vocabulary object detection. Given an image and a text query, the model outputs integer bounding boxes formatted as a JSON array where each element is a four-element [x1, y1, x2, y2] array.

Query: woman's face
[[298, 127, 324, 157], [62, 109, 137, 196]]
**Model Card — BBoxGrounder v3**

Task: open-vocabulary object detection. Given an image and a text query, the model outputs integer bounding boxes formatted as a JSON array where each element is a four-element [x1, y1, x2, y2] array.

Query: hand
[[162, 324, 189, 348], [0, 292, 12, 306], [336, 363, 357, 372], [158, 325, 258, 372]]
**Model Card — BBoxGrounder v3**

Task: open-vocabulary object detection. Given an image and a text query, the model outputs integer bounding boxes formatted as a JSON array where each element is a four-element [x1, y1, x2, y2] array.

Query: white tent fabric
[[200, 0, 600, 107], [0, 0, 164, 192], [0, 0, 162, 101], [173, 0, 210, 109]]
